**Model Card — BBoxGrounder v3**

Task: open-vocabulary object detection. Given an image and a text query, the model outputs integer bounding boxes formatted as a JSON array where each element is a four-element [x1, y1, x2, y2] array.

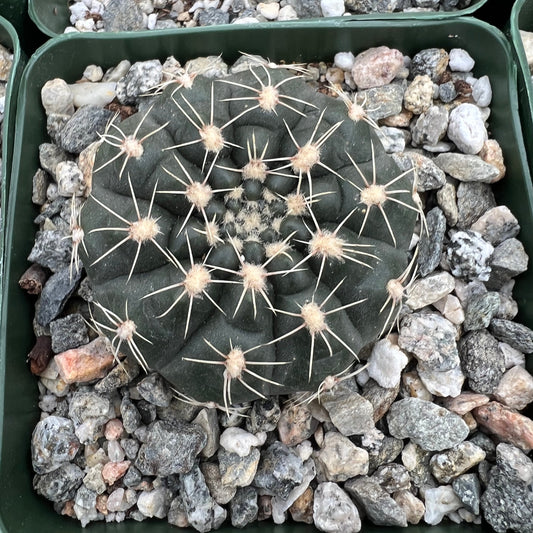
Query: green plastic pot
[[0, 14, 24, 314], [27, 0, 489, 38], [507, 0, 533, 181], [0, 0, 27, 37], [2, 16, 533, 533]]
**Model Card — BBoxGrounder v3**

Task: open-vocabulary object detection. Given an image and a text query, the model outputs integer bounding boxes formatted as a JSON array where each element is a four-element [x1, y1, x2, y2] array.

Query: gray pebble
[[456, 182, 496, 229], [438, 80, 457, 103], [33, 462, 83, 503], [367, 437, 404, 473], [357, 83, 405, 121], [452, 473, 481, 514], [137, 373, 173, 407], [28, 229, 72, 273], [287, 0, 322, 17], [230, 486, 258, 528], [463, 292, 500, 332], [376, 126, 408, 153], [39, 143, 71, 178], [253, 441, 304, 499], [218, 448, 261, 488], [31, 416, 81, 474], [386, 398, 469, 451], [489, 318, 533, 354], [469, 205, 520, 246], [246, 398, 281, 433], [313, 482, 361, 533], [488, 238, 529, 289], [68, 391, 114, 426], [345, 476, 407, 527], [201, 462, 238, 505], [180, 464, 227, 533], [116, 60, 163, 105], [198, 8, 230, 25], [102, 0, 144, 31], [417, 207, 446, 276], [481, 444, 533, 533], [436, 182, 459, 226], [372, 463, 411, 493], [446, 230, 493, 282], [411, 105, 449, 147], [57, 105, 114, 154], [135, 419, 207, 476], [435, 152, 500, 183], [36, 266, 82, 326], [95, 357, 141, 393], [120, 395, 142, 434], [447, 103, 487, 154], [429, 441, 486, 483], [410, 48, 449, 81], [50, 313, 89, 353], [459, 329, 505, 394]]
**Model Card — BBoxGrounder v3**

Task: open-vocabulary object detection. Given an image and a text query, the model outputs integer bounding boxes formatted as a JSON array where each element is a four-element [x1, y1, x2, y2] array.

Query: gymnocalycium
[[79, 58, 421, 412]]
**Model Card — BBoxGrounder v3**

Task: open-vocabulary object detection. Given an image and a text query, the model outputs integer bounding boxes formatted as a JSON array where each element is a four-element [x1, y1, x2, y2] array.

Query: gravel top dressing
[[18, 37, 533, 533]]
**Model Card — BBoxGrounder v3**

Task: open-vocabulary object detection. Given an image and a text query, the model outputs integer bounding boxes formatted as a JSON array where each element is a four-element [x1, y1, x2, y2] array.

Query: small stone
[[106, 487, 137, 512], [423, 485, 462, 525], [429, 442, 486, 483], [356, 84, 405, 121], [474, 402, 533, 452], [433, 294, 464, 325], [253, 441, 304, 499], [334, 51, 356, 71], [137, 486, 171, 519], [167, 495, 189, 528], [401, 442, 433, 488], [351, 46, 404, 89], [230, 486, 258, 527], [102, 461, 130, 485], [315, 432, 369, 482], [137, 372, 173, 407], [320, 379, 375, 436], [436, 182, 459, 226], [50, 313, 89, 353], [55, 337, 115, 384], [410, 48, 449, 81], [55, 161, 86, 197], [452, 473, 481, 514], [417, 364, 465, 398], [367, 337, 408, 389], [470, 206, 519, 246], [289, 486, 314, 524], [447, 103, 487, 154], [494, 365, 533, 411], [220, 427, 263, 457], [448, 48, 475, 72], [28, 229, 72, 273], [277, 402, 317, 446], [135, 419, 207, 476], [218, 448, 261, 488], [362, 378, 400, 423], [41, 78, 74, 116], [104, 419, 124, 441], [479, 139, 506, 181], [257, 2, 280, 19], [180, 464, 227, 533], [387, 398, 469, 451], [57, 105, 114, 154], [192, 408, 219, 458], [434, 152, 500, 183], [372, 463, 411, 493], [473, 75, 492, 107], [446, 230, 493, 282], [481, 443, 533, 533], [102, 0, 144, 31], [410, 105, 449, 147], [393, 491, 425, 525], [313, 482, 361, 533], [201, 462, 238, 505], [463, 292, 501, 331], [490, 318, 533, 353], [405, 271, 455, 309], [488, 238, 529, 288], [457, 181, 497, 229], [246, 398, 280, 433], [34, 463, 84, 503], [345, 476, 407, 527], [404, 75, 434, 114], [116, 60, 163, 104], [197, 8, 230, 25], [438, 80, 457, 103], [277, 4, 299, 20], [443, 392, 490, 416], [95, 357, 140, 393], [417, 207, 446, 276], [31, 416, 81, 474], [398, 312, 459, 371], [69, 81, 117, 109]]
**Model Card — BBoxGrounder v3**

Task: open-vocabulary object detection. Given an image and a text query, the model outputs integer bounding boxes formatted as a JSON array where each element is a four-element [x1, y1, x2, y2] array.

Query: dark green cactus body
[[80, 63, 418, 408]]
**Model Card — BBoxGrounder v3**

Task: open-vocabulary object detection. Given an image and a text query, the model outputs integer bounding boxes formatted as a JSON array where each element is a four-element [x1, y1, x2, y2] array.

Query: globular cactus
[[79, 61, 420, 411]]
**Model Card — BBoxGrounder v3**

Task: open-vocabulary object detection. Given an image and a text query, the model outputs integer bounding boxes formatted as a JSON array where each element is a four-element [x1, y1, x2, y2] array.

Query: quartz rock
[[351, 46, 404, 89], [494, 365, 533, 410], [313, 482, 361, 533], [447, 103, 487, 154], [367, 337, 408, 389], [393, 490, 425, 524], [405, 271, 455, 309], [137, 486, 171, 519], [423, 485, 462, 525]]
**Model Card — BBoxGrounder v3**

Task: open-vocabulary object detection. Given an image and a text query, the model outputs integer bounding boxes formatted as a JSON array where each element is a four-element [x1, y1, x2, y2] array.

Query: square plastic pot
[[28, 0, 488, 38], [507, 0, 533, 182], [2, 16, 533, 533], [0, 14, 25, 312]]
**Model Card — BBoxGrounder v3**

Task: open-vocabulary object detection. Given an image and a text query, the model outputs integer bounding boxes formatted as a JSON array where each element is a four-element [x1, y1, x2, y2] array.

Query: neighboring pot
[[0, 14, 24, 312], [507, 0, 533, 179], [2, 16, 533, 533], [27, 0, 489, 38]]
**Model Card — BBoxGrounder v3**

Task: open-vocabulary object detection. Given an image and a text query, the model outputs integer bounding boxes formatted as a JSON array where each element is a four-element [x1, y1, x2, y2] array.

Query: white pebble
[[219, 427, 263, 457], [277, 5, 298, 20], [472, 75, 492, 107], [75, 18, 96, 32], [69, 2, 89, 24], [448, 48, 475, 72], [314, 482, 361, 533], [320, 0, 345, 17], [423, 485, 462, 525], [334, 51, 356, 71], [447, 103, 487, 155], [107, 440, 125, 462], [367, 337, 408, 388], [41, 78, 74, 116], [56, 161, 86, 197], [82, 64, 104, 82], [68, 82, 117, 108], [147, 13, 158, 30], [257, 2, 280, 20]]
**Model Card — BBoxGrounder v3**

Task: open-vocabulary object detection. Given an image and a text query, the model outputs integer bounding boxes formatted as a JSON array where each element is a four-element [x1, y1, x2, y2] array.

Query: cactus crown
[[79, 59, 420, 411]]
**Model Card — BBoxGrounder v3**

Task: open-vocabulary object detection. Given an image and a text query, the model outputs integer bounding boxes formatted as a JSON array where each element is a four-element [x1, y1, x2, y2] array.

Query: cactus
[[79, 60, 420, 411]]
